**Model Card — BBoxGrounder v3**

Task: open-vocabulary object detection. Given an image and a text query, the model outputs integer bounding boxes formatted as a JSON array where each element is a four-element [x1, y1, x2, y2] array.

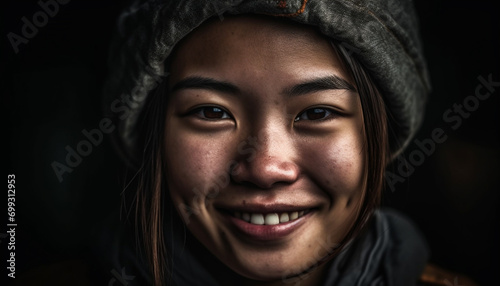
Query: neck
[[236, 263, 330, 286]]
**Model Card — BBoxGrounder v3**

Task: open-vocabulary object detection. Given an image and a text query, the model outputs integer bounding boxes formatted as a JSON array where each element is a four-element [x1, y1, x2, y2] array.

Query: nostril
[[231, 179, 264, 190], [230, 157, 299, 189]]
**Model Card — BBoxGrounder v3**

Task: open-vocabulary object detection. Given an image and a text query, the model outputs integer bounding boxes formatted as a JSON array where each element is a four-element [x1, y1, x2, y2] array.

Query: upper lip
[[214, 202, 316, 214]]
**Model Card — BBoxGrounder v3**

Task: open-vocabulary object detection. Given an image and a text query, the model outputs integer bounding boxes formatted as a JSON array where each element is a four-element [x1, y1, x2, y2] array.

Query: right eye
[[191, 106, 232, 120], [294, 107, 339, 122]]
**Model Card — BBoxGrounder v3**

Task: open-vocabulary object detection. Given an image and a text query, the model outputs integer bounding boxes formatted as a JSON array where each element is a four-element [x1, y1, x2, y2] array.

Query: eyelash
[[190, 106, 232, 120], [294, 107, 339, 122], [189, 106, 339, 122]]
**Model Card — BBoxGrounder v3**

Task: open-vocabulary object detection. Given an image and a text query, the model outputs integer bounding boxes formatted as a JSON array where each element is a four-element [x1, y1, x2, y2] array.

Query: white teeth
[[279, 213, 289, 223], [234, 210, 308, 225], [242, 212, 250, 222], [250, 213, 265, 225], [265, 213, 280, 225]]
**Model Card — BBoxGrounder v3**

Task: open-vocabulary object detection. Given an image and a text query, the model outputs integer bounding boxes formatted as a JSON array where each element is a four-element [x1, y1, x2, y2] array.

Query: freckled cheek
[[164, 131, 235, 201], [304, 135, 365, 197]]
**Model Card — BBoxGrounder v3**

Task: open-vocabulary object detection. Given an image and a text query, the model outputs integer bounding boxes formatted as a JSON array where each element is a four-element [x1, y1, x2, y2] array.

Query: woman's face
[[164, 16, 366, 282]]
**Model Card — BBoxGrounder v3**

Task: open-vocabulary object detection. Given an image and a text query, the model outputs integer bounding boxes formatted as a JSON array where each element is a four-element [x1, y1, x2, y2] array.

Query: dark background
[[2, 0, 499, 285]]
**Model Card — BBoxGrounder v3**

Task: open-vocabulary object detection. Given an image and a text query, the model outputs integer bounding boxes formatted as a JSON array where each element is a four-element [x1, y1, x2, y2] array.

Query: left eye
[[294, 108, 336, 122], [192, 106, 231, 120]]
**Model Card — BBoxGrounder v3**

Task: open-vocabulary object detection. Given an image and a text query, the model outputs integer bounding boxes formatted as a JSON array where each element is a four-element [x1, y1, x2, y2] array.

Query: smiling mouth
[[232, 210, 310, 225], [214, 201, 318, 241], [217, 205, 315, 241]]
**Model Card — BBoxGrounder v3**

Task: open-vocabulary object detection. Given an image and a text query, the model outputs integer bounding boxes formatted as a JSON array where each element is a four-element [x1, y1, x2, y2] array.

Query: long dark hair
[[330, 40, 390, 252], [128, 39, 390, 286]]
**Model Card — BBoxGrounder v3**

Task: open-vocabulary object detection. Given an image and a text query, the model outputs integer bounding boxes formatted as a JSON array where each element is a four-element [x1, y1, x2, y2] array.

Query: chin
[[192, 210, 337, 283]]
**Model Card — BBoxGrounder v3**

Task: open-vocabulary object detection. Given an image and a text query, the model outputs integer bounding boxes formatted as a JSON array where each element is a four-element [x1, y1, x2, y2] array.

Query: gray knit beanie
[[103, 0, 430, 167]]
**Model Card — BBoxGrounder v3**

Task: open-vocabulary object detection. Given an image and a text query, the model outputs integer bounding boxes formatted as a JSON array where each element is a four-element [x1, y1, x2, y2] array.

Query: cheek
[[164, 125, 235, 204], [302, 129, 365, 198], [300, 130, 366, 245]]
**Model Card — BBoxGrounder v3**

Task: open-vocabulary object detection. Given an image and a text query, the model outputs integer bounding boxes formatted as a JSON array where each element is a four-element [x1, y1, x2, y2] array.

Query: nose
[[231, 129, 300, 189]]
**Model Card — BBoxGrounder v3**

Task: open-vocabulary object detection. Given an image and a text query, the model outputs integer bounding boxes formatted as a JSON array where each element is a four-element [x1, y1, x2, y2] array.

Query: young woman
[[94, 1, 475, 285]]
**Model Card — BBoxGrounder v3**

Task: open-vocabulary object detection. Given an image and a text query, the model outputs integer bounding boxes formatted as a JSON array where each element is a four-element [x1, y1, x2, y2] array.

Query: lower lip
[[223, 211, 312, 241]]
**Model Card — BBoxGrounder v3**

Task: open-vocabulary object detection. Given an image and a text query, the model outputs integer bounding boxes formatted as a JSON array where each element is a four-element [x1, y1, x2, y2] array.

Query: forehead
[[168, 15, 352, 86], [177, 15, 326, 50]]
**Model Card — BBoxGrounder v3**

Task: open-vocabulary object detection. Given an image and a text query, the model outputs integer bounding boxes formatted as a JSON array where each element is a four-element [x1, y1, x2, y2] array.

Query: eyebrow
[[170, 76, 240, 94], [170, 75, 356, 96], [283, 75, 357, 96]]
